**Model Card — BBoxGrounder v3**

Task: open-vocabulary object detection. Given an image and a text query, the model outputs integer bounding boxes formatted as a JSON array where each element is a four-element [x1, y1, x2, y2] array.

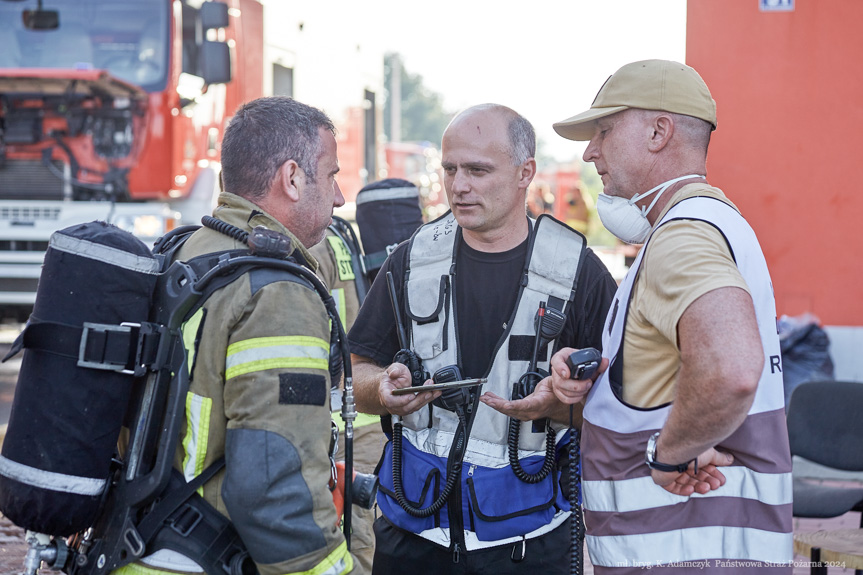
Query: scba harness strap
[[136, 460, 255, 575]]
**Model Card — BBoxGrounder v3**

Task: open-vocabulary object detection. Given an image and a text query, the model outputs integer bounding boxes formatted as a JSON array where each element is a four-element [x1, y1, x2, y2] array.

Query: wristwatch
[[645, 432, 696, 473]]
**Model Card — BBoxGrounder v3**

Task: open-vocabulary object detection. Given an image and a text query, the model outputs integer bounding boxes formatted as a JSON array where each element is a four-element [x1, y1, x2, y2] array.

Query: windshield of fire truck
[[0, 0, 169, 93]]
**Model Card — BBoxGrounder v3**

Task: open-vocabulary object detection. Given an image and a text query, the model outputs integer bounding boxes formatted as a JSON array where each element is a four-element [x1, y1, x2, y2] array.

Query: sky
[[375, 0, 688, 161], [265, 0, 688, 162]]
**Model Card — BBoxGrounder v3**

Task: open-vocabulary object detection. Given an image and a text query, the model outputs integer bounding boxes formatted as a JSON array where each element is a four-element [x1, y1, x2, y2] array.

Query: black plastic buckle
[[170, 503, 204, 537], [78, 322, 139, 374]]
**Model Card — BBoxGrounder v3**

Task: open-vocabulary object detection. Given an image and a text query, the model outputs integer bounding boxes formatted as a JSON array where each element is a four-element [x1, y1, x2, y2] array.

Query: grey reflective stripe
[[355, 186, 418, 205], [50, 232, 160, 274], [0, 455, 106, 496]]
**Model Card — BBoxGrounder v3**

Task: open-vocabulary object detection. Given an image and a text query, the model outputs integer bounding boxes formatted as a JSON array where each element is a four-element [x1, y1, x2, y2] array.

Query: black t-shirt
[[348, 227, 618, 379]]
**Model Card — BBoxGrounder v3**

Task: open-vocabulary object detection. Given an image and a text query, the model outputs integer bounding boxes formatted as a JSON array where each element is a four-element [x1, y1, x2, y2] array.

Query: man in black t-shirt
[[348, 104, 616, 575]]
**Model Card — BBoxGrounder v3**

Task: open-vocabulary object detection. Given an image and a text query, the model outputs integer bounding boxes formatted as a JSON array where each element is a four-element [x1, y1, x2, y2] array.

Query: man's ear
[[648, 115, 673, 152], [277, 159, 303, 202], [518, 157, 537, 190]]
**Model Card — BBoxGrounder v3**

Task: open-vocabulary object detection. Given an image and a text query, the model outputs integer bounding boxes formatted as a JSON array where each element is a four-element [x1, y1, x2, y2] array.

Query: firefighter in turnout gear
[[117, 96, 357, 575]]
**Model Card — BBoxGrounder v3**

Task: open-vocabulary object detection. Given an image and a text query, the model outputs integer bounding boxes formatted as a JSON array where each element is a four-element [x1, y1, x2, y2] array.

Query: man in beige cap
[[547, 60, 793, 572]]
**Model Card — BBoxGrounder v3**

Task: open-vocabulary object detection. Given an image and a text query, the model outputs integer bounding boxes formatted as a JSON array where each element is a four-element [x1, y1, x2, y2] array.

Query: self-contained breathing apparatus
[[0, 217, 368, 575]]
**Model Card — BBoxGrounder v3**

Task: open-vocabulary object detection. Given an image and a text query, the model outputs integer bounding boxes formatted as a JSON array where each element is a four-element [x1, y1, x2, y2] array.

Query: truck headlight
[[113, 214, 177, 240]]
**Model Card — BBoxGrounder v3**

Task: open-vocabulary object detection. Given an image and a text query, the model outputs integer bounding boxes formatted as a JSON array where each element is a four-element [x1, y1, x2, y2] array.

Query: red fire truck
[[0, 0, 263, 320]]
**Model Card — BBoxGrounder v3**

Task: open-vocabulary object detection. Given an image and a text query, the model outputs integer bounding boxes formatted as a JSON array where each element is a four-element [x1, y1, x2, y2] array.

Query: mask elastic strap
[[637, 174, 705, 216]]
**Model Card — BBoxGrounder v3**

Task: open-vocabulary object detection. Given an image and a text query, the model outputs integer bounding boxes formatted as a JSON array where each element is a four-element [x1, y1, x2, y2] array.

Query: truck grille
[[0, 206, 61, 222], [0, 160, 66, 201], [0, 278, 39, 292], [0, 240, 49, 252]]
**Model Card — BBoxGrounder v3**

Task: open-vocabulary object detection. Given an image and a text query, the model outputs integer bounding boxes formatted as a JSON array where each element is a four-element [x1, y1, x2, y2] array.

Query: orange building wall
[[335, 106, 365, 203], [686, 0, 863, 327]]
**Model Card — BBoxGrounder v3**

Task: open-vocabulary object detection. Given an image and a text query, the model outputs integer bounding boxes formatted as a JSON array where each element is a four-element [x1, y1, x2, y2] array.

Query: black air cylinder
[[0, 221, 158, 536]]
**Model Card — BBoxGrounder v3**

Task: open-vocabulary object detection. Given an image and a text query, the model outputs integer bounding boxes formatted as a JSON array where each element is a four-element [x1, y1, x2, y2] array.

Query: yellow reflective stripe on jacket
[[112, 561, 198, 575], [288, 540, 353, 575], [226, 336, 329, 380], [182, 308, 205, 375], [326, 235, 355, 282], [182, 392, 212, 494], [330, 288, 347, 331]]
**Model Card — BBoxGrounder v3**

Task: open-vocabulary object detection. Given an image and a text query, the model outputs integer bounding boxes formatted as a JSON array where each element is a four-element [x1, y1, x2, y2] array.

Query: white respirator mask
[[596, 174, 704, 244]]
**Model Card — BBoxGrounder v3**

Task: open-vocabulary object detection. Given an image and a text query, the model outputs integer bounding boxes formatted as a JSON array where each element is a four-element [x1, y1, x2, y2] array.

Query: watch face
[[646, 432, 659, 464]]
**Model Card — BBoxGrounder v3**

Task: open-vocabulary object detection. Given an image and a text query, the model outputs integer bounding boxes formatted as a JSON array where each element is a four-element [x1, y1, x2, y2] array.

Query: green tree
[[384, 53, 453, 144]]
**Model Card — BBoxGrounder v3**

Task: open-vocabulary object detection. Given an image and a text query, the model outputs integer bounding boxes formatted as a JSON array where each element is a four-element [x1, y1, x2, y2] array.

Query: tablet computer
[[390, 378, 487, 396]]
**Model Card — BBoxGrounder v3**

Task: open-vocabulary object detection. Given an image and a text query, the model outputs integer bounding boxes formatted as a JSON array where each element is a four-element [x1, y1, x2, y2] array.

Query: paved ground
[[0, 329, 860, 574], [1, 512, 860, 574]]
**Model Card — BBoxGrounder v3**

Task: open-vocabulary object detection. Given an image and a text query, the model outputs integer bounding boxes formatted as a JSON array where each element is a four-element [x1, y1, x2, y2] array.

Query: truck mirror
[[199, 40, 231, 85], [200, 1, 229, 30], [22, 9, 59, 30]]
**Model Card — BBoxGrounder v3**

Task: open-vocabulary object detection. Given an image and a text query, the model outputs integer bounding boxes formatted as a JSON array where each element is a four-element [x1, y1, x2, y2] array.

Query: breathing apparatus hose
[[202, 215, 249, 244], [201, 217, 357, 548], [391, 408, 468, 518]]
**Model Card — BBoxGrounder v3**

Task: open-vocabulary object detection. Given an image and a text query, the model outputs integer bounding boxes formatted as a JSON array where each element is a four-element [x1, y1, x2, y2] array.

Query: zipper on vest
[[448, 486, 467, 562], [448, 461, 467, 563]]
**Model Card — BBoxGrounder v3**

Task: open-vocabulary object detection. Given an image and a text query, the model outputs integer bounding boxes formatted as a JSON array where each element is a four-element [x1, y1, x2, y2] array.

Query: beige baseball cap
[[553, 59, 717, 141]]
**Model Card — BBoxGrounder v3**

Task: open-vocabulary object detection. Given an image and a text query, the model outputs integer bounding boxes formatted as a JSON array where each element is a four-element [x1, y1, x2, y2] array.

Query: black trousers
[[371, 515, 575, 575]]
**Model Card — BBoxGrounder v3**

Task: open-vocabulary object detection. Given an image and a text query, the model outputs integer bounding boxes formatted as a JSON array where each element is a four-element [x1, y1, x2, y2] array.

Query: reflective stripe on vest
[[582, 195, 793, 568]]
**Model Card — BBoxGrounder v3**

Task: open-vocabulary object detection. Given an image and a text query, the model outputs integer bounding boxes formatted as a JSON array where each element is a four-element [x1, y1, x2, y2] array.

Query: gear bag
[[0, 219, 348, 575]]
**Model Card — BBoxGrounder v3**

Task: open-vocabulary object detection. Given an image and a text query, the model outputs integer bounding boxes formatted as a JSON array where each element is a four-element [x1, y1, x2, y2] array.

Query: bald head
[[447, 104, 536, 165]]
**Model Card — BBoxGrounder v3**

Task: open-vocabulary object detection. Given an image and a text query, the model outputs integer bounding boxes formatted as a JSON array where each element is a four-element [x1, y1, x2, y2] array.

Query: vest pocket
[[465, 461, 562, 541], [377, 439, 444, 532], [405, 275, 450, 360]]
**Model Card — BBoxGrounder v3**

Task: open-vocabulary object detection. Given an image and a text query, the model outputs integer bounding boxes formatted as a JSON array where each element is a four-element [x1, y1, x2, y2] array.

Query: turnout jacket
[[378, 213, 585, 550], [121, 193, 355, 575], [581, 194, 793, 573]]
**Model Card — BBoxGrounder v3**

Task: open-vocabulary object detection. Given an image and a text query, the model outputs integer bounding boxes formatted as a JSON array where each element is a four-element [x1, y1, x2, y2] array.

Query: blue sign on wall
[[760, 0, 794, 11]]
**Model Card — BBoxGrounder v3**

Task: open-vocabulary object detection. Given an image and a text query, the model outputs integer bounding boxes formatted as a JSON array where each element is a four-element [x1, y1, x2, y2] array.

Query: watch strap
[[647, 459, 692, 473]]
